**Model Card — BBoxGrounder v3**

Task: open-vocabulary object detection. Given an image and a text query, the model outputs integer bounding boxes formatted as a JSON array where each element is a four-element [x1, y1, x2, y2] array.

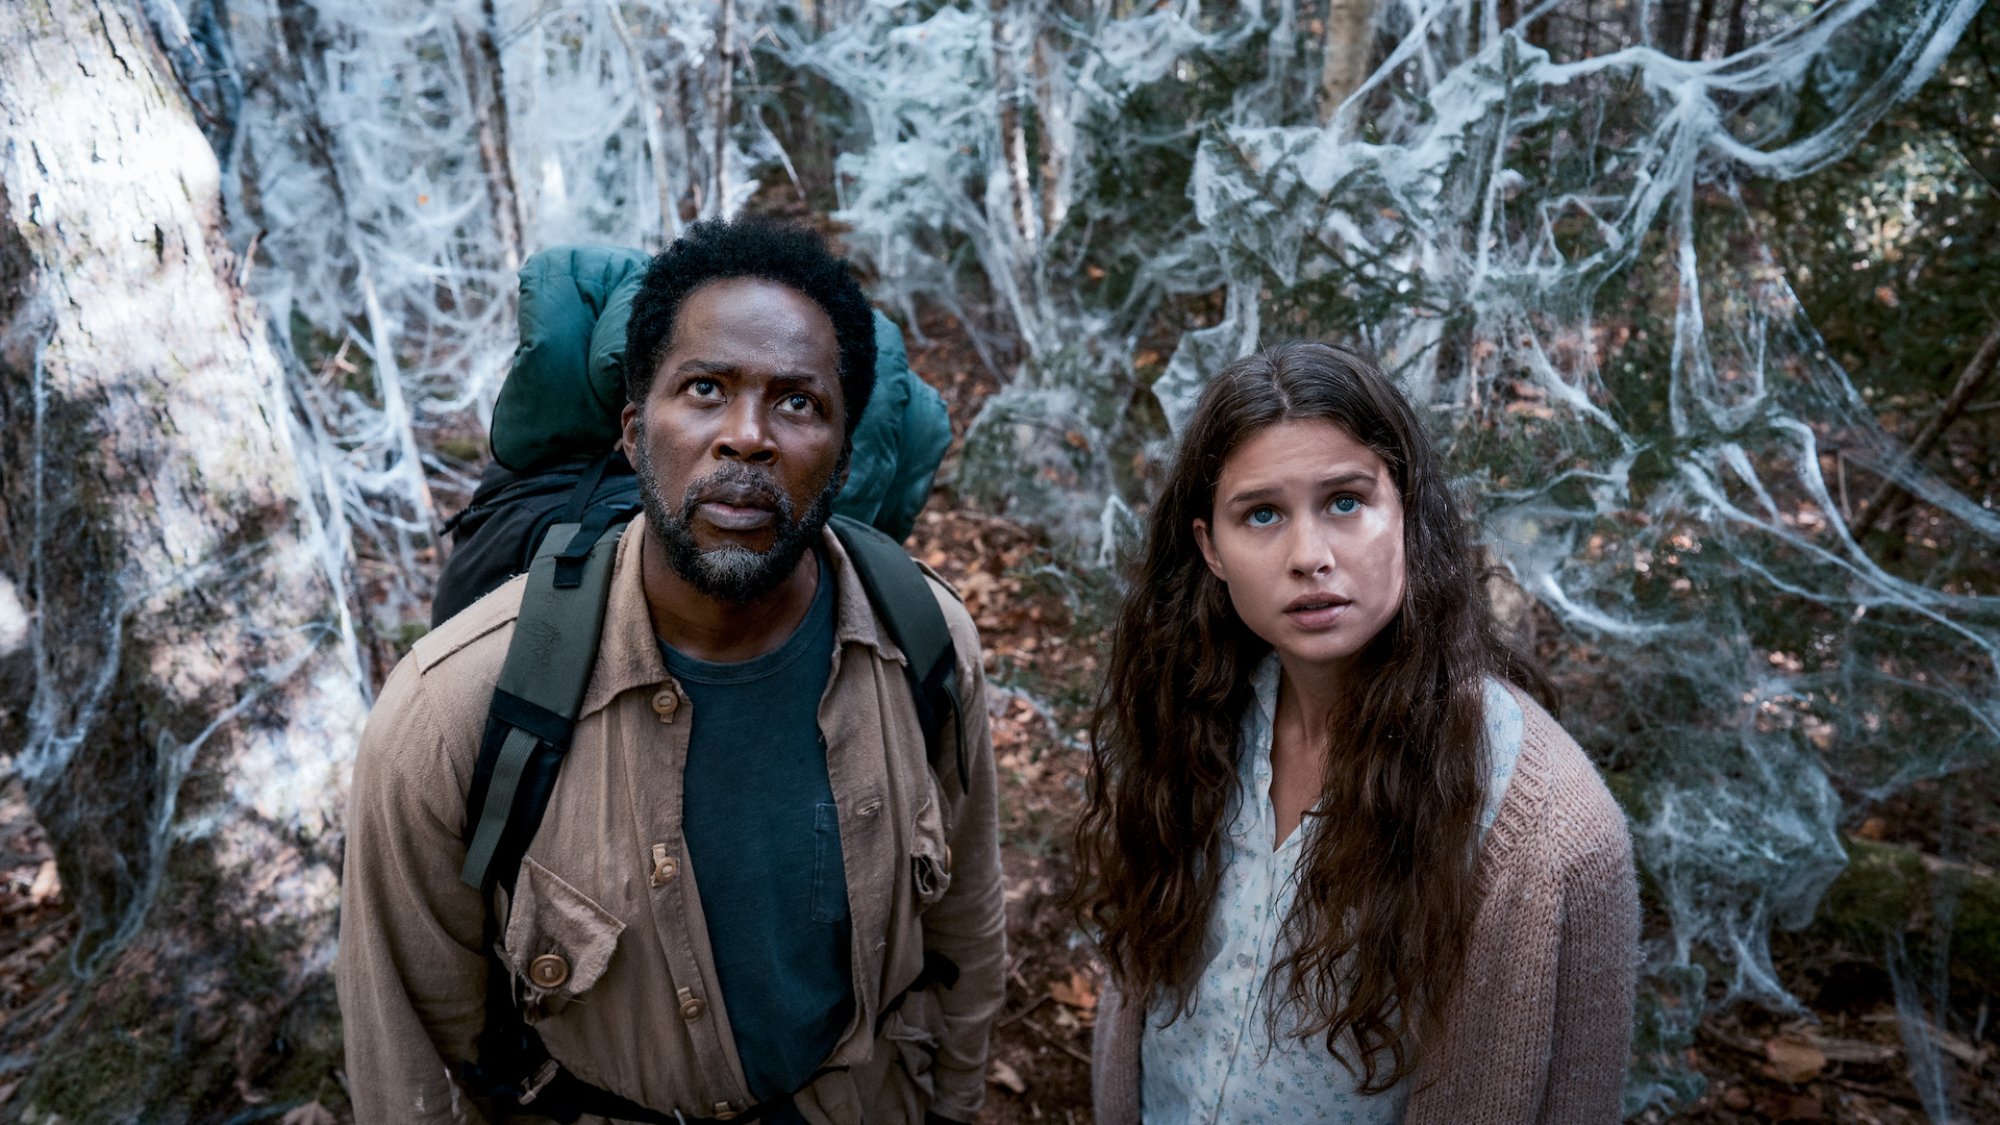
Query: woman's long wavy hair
[[1074, 341, 1554, 1091]]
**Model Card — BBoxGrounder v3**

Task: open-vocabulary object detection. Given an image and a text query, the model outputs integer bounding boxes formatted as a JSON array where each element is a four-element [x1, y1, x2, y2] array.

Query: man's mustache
[[680, 464, 792, 520]]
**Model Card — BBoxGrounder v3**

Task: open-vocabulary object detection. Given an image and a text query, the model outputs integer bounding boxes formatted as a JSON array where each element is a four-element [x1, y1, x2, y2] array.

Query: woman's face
[[1194, 418, 1407, 678]]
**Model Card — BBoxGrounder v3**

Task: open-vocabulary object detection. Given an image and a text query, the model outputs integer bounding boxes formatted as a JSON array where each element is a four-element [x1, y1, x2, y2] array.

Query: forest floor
[[2, 309, 1998, 1122]]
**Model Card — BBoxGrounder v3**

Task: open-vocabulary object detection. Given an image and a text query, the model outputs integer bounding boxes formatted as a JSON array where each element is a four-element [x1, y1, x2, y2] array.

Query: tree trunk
[[995, 2, 1040, 254], [1689, 0, 1720, 59], [0, 1, 370, 1119], [712, 0, 736, 217], [1723, 0, 1751, 57], [1656, 0, 1693, 57], [460, 0, 525, 274], [1319, 0, 1381, 122], [605, 0, 682, 240]]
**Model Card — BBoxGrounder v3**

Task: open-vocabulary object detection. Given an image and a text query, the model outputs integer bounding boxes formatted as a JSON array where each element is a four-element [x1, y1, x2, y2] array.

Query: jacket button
[[652, 688, 680, 722], [680, 995, 707, 1021], [528, 954, 569, 990], [650, 844, 679, 887]]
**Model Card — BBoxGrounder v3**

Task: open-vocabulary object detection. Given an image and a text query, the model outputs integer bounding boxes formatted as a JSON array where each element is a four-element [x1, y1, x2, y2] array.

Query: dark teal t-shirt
[[664, 553, 854, 1113]]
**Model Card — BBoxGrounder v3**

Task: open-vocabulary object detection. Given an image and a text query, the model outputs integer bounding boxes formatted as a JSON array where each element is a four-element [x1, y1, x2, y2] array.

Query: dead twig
[[1853, 319, 2000, 541], [1021, 1016, 1091, 1065], [1824, 1074, 1928, 1110], [996, 993, 1051, 1028]]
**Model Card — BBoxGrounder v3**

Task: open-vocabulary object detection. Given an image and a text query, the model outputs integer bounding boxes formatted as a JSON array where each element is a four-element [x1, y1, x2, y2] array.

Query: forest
[[0, 0, 1997, 1119]]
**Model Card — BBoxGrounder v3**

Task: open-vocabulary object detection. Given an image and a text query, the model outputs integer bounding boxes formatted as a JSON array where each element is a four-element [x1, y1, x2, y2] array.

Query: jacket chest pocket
[[497, 855, 626, 1024], [910, 791, 953, 909]]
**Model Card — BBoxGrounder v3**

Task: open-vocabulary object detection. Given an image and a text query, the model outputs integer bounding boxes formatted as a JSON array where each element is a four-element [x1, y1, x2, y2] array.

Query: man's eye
[[1246, 506, 1279, 527], [782, 393, 817, 414], [687, 378, 722, 398], [1331, 495, 1361, 515]]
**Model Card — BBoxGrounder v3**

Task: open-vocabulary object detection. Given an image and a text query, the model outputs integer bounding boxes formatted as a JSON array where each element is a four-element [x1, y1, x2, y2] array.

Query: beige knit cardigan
[[1090, 688, 1641, 1125]]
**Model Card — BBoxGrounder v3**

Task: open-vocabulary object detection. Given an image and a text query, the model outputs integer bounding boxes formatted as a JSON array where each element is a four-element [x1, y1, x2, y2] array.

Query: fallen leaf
[[987, 1057, 1028, 1095], [28, 860, 59, 905], [1765, 1034, 1827, 1084], [281, 1102, 337, 1125], [958, 571, 999, 606], [1048, 971, 1098, 1013]]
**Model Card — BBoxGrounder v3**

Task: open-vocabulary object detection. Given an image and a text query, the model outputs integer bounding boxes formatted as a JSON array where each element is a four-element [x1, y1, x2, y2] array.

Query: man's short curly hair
[[624, 216, 876, 435]]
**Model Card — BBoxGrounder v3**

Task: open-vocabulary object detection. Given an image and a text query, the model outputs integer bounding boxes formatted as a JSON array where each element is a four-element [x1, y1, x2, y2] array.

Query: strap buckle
[[518, 1058, 561, 1105]]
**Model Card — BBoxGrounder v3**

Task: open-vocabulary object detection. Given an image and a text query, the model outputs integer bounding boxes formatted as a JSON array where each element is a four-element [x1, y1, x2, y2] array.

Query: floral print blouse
[[1139, 657, 1524, 1125]]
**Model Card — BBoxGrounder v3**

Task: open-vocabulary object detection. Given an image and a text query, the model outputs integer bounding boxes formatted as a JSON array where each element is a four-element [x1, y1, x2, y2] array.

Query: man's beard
[[632, 428, 845, 604]]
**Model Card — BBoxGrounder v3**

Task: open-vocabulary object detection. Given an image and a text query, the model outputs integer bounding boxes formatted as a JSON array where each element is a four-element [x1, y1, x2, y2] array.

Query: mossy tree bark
[[0, 1, 369, 1119]]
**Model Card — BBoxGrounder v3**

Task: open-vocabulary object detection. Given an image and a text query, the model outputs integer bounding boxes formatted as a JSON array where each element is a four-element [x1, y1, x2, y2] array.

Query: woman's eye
[[1330, 495, 1361, 515], [1246, 506, 1279, 527]]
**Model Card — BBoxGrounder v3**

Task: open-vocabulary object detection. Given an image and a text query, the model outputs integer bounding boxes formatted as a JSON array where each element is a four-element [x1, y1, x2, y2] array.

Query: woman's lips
[[1283, 596, 1352, 629]]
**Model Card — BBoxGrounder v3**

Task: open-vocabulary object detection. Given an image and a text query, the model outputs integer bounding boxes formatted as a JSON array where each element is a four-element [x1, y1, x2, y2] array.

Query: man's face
[[621, 277, 847, 603]]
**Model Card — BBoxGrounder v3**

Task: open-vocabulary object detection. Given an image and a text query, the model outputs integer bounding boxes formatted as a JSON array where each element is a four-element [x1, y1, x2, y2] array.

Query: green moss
[[1812, 837, 2000, 996], [23, 838, 347, 1121], [24, 970, 189, 1121], [1938, 860, 2000, 997], [1815, 837, 1925, 944], [393, 618, 431, 651], [436, 434, 487, 463]]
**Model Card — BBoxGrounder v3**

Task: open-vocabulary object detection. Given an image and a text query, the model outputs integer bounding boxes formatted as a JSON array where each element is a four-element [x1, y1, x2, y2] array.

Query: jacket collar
[[579, 514, 900, 717]]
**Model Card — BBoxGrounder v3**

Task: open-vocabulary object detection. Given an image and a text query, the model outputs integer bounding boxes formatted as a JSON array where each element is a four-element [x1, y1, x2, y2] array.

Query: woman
[[1078, 342, 1639, 1124]]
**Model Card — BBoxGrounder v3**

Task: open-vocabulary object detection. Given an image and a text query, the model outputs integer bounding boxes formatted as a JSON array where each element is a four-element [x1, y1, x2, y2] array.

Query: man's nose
[[713, 397, 777, 463]]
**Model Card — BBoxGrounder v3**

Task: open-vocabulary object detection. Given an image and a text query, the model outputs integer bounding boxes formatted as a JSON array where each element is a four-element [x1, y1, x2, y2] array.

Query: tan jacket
[[337, 518, 1007, 1125], [1091, 688, 1640, 1124]]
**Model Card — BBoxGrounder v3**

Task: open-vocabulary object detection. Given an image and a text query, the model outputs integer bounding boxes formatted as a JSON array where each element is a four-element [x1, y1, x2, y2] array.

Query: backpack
[[431, 244, 951, 628], [436, 246, 964, 1122]]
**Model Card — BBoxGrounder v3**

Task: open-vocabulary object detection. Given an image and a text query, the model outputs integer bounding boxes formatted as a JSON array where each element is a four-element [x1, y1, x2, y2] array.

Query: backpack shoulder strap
[[830, 515, 966, 797], [460, 518, 626, 894]]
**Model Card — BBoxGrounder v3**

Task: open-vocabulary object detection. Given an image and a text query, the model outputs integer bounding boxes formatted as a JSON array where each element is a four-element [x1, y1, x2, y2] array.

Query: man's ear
[[1194, 518, 1226, 583], [619, 402, 640, 456]]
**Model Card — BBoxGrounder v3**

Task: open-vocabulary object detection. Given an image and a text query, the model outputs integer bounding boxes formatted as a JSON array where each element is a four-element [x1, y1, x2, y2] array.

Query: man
[[337, 217, 1006, 1125]]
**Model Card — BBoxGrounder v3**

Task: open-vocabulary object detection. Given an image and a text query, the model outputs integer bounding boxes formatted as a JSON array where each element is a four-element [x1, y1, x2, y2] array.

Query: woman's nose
[[1288, 527, 1336, 578]]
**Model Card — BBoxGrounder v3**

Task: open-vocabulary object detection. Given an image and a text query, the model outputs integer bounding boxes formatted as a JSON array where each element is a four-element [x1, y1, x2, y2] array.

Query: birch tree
[[1320, 0, 1382, 122], [0, 0, 369, 1117]]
